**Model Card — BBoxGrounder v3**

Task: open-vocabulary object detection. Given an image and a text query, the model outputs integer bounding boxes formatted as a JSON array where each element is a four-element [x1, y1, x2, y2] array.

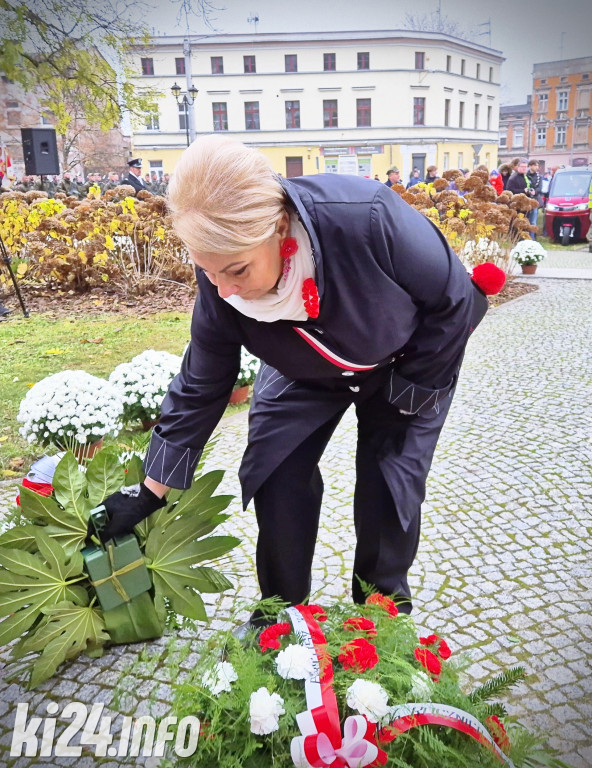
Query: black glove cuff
[[137, 482, 168, 512]]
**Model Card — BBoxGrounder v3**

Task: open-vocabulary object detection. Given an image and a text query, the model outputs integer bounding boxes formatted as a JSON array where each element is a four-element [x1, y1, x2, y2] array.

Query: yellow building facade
[[131, 29, 503, 180]]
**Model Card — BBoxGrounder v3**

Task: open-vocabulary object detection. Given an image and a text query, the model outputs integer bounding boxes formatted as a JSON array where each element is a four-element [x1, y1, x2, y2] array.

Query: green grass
[[0, 309, 247, 476]]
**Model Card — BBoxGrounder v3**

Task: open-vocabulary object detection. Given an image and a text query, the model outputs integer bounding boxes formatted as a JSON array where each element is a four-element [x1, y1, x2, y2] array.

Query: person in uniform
[[125, 158, 146, 193], [95, 135, 500, 631]]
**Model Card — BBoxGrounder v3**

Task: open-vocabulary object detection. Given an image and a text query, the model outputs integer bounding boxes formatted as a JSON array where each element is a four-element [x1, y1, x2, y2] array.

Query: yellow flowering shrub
[[0, 192, 194, 294]]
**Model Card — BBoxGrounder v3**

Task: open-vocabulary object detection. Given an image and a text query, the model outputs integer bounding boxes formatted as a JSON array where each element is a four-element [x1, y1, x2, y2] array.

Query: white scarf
[[224, 214, 315, 323]]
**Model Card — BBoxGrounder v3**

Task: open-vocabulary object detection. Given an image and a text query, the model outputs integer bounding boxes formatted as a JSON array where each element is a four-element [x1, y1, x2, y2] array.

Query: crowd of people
[[2, 159, 170, 200]]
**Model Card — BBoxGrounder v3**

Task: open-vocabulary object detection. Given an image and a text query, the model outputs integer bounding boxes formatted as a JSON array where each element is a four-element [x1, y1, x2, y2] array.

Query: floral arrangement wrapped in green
[[0, 445, 239, 690], [167, 599, 572, 768]]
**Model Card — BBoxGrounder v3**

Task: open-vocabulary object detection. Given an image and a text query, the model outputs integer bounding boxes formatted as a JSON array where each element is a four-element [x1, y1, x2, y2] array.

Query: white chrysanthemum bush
[[108, 349, 182, 425], [510, 239, 547, 266], [236, 349, 260, 388], [17, 370, 123, 451]]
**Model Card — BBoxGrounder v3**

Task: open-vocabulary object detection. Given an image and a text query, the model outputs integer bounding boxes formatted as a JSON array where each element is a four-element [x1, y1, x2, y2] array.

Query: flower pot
[[73, 437, 104, 463], [229, 385, 250, 405], [140, 417, 160, 431], [520, 264, 537, 274]]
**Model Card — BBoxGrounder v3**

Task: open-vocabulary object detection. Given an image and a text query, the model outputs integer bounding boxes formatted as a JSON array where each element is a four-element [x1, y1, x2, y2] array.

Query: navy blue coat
[[143, 174, 488, 523]]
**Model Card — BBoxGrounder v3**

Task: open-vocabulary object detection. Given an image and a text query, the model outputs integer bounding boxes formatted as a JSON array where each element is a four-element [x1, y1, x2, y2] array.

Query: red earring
[[280, 237, 298, 281]]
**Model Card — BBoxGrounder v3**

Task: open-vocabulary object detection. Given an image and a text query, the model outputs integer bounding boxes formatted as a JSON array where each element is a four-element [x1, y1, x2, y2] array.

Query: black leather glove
[[87, 483, 167, 544]]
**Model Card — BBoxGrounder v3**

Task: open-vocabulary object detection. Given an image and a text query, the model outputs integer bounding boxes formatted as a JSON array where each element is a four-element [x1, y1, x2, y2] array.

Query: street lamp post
[[171, 82, 198, 147]]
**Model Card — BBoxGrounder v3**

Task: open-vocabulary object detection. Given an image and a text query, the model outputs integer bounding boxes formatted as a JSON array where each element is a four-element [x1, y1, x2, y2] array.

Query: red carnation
[[485, 715, 510, 751], [414, 647, 442, 679], [258, 622, 292, 652], [419, 633, 452, 660], [343, 617, 377, 637], [365, 593, 399, 618], [338, 638, 379, 673], [305, 604, 328, 622], [471, 262, 506, 295]]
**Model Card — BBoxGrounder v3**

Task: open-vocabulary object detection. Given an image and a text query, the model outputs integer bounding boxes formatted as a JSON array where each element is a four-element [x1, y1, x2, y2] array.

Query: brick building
[[498, 97, 532, 166], [0, 76, 131, 178], [498, 56, 592, 171]]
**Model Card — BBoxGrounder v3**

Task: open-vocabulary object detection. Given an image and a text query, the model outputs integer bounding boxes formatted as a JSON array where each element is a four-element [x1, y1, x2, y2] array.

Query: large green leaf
[[17, 486, 63, 525], [0, 530, 88, 645], [146, 508, 239, 622], [124, 454, 145, 486], [51, 452, 90, 526], [85, 447, 124, 508], [17, 601, 109, 689], [148, 470, 228, 532], [0, 525, 40, 552]]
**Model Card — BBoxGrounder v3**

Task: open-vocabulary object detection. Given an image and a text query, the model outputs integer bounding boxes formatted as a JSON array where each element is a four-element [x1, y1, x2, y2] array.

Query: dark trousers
[[253, 406, 421, 612]]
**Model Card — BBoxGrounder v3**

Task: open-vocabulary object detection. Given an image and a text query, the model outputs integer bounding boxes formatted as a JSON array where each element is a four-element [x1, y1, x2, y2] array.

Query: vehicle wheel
[[561, 229, 570, 245]]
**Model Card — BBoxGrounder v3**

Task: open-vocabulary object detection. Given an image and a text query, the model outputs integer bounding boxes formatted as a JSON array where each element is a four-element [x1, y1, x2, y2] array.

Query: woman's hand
[[88, 482, 168, 543]]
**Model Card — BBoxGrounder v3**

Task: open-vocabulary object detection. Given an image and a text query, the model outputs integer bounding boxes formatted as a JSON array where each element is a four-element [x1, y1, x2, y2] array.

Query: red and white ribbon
[[382, 703, 516, 767], [286, 606, 385, 768]]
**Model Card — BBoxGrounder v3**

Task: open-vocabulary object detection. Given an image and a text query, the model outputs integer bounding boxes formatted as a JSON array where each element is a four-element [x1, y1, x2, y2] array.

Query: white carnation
[[249, 687, 285, 735], [201, 661, 238, 696], [409, 670, 434, 699], [275, 644, 316, 681], [346, 679, 390, 723]]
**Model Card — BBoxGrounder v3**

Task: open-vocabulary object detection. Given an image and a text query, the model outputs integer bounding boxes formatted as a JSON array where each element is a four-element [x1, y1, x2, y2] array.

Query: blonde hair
[[167, 134, 287, 255]]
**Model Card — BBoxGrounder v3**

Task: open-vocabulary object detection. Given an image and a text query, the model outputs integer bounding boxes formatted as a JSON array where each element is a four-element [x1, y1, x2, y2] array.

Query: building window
[[575, 123, 588, 143], [535, 126, 546, 146], [474, 103, 479, 129], [415, 52, 425, 70], [458, 152, 463, 167], [555, 124, 566, 145], [446, 55, 451, 72], [460, 58, 465, 76], [489, 66, 493, 82], [513, 127, 523, 147], [285, 54, 297, 72], [141, 58, 154, 75], [323, 99, 338, 127], [487, 105, 492, 130], [557, 90, 569, 111], [285, 100, 300, 129], [213, 102, 228, 131], [175, 57, 185, 75], [245, 101, 260, 130], [178, 103, 187, 131], [459, 101, 464, 127], [211, 56, 224, 74], [499, 132, 507, 147], [7, 99, 19, 109], [476, 63, 480, 79], [538, 93, 548, 112], [244, 55, 256, 73], [356, 98, 371, 127], [149, 161, 163, 179], [576, 87, 590, 110], [444, 99, 450, 127], [323, 53, 336, 71], [413, 97, 425, 126], [146, 111, 160, 131], [41, 114, 52, 125], [443, 152, 449, 170], [357, 52, 370, 70]]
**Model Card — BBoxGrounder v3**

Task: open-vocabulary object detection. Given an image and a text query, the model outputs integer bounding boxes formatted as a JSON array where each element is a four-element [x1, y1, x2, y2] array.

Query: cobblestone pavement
[[1, 278, 591, 767]]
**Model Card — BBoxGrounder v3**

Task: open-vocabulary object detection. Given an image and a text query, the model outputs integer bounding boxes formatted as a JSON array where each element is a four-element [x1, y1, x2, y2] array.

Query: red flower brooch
[[302, 277, 320, 318]]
